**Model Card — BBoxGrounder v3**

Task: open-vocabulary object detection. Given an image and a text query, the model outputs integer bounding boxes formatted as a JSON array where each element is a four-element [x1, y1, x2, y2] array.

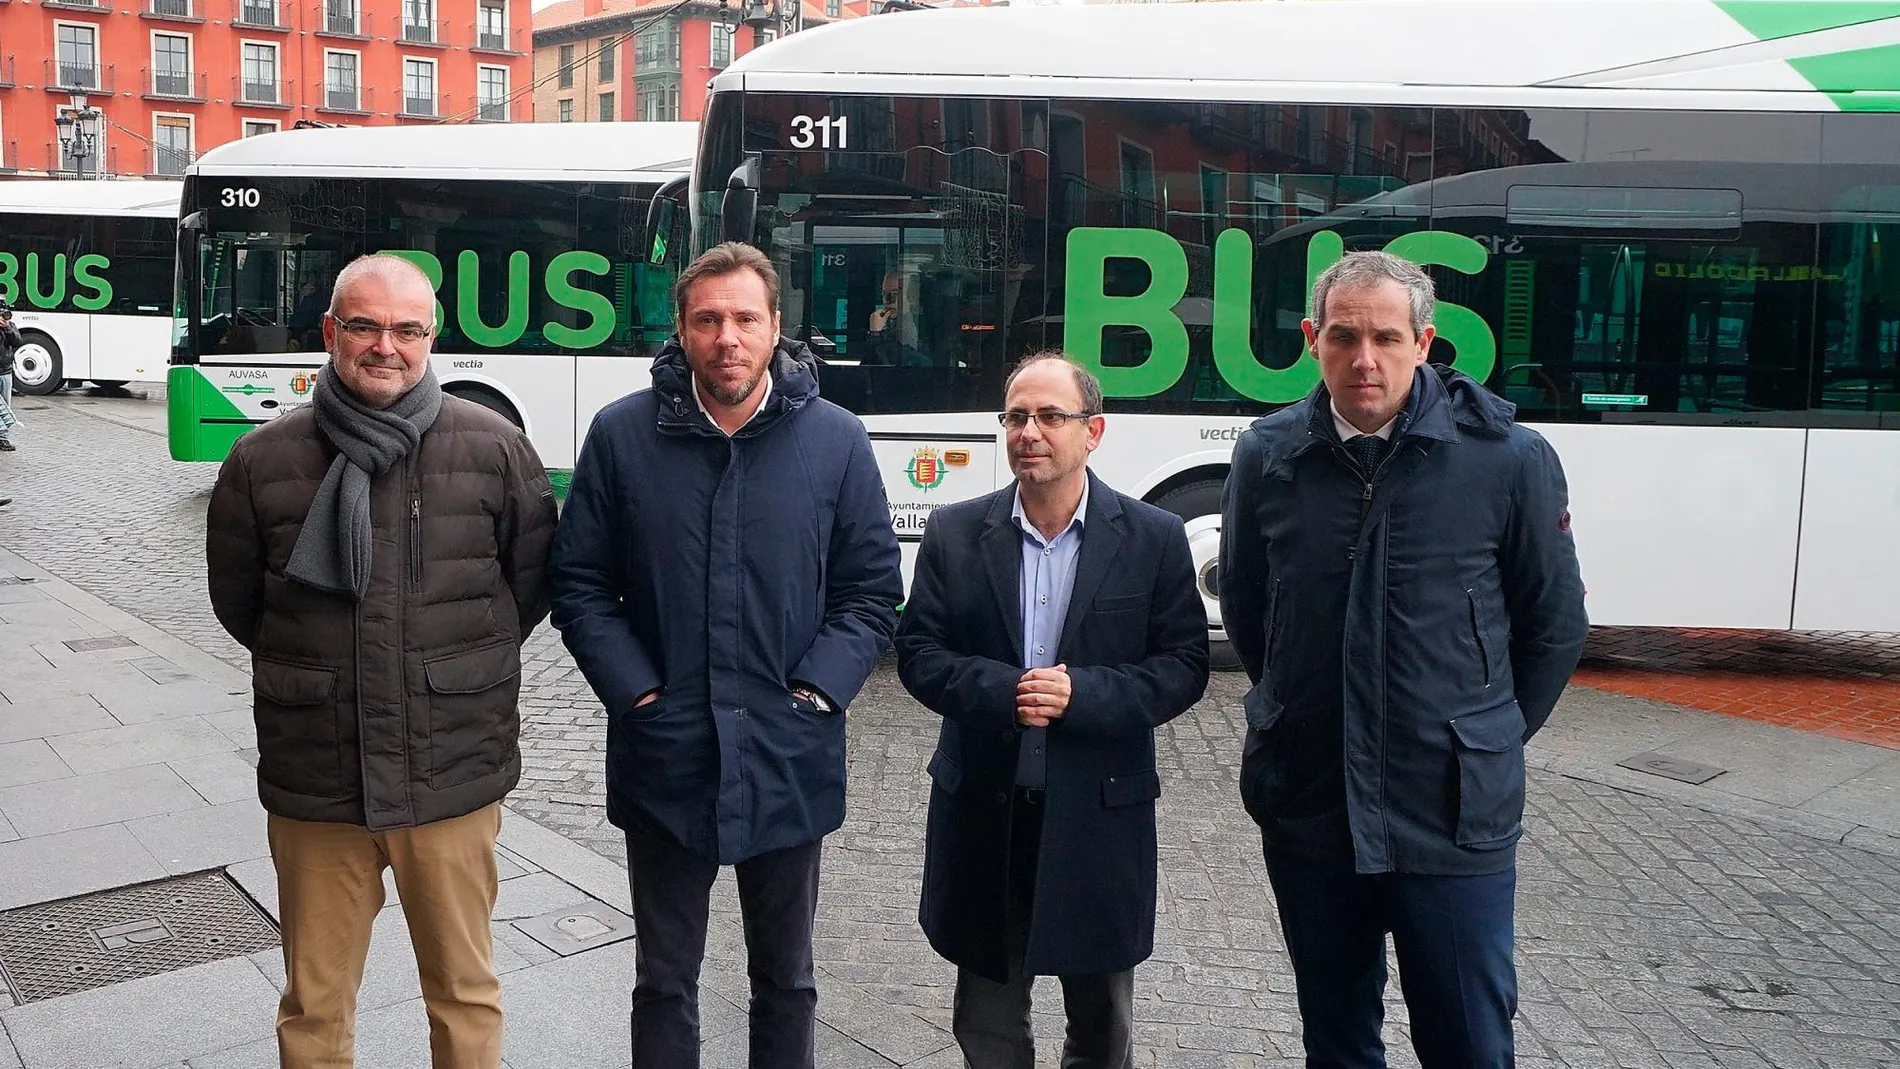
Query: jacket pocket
[[1102, 768, 1162, 807], [1467, 588, 1492, 688], [252, 658, 345, 798], [927, 749, 963, 796], [422, 639, 521, 790], [1448, 700, 1528, 849], [1241, 681, 1283, 733], [1094, 592, 1148, 613]]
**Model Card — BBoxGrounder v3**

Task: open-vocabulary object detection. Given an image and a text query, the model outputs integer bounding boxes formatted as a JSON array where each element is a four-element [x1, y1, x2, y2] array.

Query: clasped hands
[[1016, 665, 1070, 728]]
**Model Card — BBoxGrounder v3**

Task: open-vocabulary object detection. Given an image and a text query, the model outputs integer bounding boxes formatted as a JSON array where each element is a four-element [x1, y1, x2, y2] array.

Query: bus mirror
[[720, 157, 760, 245], [644, 176, 688, 266], [179, 210, 206, 234]]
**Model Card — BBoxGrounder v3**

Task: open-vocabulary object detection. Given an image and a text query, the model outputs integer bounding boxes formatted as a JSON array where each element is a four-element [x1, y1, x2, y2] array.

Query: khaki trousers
[[268, 803, 504, 1069]]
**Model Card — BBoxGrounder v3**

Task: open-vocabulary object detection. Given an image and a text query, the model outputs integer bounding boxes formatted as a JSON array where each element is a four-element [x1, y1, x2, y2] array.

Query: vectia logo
[[1062, 228, 1497, 403]]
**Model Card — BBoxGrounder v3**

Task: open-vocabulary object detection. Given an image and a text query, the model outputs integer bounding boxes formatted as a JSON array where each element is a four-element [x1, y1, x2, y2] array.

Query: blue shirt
[[1010, 479, 1088, 789]]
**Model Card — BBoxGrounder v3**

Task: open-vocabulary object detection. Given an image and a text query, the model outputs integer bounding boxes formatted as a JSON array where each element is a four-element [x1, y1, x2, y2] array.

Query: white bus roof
[[714, 0, 1900, 111], [191, 122, 699, 182], [0, 180, 182, 217]]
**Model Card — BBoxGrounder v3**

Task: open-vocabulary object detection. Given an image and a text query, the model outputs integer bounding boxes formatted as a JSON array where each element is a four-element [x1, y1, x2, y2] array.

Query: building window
[[598, 37, 615, 80], [557, 44, 574, 88], [711, 22, 733, 68], [637, 78, 679, 122], [240, 0, 277, 27], [557, 98, 572, 123], [154, 116, 191, 175], [325, 0, 357, 35], [478, 2, 506, 50], [57, 25, 98, 89], [243, 119, 278, 137], [826, 0, 839, 16], [478, 65, 508, 121], [325, 50, 359, 110], [635, 22, 679, 66], [151, 0, 191, 18], [403, 0, 435, 43], [152, 34, 191, 97], [598, 91, 614, 122], [241, 42, 279, 104], [403, 58, 435, 116]]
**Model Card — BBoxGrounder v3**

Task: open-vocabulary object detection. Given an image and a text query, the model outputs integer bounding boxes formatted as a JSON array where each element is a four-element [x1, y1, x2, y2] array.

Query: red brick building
[[530, 0, 873, 125], [0, 0, 533, 178]]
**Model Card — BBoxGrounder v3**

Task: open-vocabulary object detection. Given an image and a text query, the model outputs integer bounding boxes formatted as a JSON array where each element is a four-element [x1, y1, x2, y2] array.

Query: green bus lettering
[[456, 250, 531, 347], [1064, 227, 1189, 396], [1063, 226, 1497, 398], [384, 250, 446, 329], [0, 254, 16, 306], [544, 251, 616, 349], [72, 254, 112, 310]]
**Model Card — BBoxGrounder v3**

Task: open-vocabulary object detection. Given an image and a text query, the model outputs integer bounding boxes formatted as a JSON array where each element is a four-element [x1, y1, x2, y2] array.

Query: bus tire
[[1151, 479, 1241, 671], [11, 333, 65, 396], [445, 384, 523, 430]]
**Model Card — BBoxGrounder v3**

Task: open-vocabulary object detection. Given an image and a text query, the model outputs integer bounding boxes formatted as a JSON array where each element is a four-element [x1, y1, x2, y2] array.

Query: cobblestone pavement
[[5, 392, 1899, 1068]]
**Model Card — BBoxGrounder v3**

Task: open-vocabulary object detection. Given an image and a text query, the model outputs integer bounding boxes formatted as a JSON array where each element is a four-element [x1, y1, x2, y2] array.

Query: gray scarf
[[285, 362, 442, 600]]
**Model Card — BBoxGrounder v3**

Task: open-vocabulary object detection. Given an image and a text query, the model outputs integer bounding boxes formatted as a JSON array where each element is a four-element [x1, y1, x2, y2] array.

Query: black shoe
[[0, 498, 10, 507], [0, 440, 14, 451]]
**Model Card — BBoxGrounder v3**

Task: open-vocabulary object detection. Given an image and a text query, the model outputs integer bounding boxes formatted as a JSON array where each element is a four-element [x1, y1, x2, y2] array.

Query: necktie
[[1345, 433, 1390, 478]]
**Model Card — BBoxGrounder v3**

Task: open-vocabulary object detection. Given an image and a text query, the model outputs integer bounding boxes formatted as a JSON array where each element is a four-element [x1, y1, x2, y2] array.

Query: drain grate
[[0, 871, 280, 1003]]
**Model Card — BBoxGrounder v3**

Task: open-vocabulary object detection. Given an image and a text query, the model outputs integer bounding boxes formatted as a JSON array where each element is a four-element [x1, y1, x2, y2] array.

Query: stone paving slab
[[0, 763, 207, 840], [0, 956, 278, 1069], [123, 800, 269, 877]]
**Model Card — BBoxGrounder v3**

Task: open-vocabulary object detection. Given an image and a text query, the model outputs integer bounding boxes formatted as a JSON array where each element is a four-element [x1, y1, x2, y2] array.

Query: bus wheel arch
[[12, 332, 65, 396], [444, 382, 524, 430], [1146, 468, 1241, 669]]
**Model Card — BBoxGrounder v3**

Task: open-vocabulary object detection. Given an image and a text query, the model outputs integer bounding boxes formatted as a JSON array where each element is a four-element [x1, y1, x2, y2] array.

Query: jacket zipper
[[1468, 588, 1492, 687], [408, 492, 422, 593]]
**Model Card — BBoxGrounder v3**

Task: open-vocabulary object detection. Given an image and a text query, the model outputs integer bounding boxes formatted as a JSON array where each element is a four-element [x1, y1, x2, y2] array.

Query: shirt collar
[[1011, 476, 1090, 542], [1330, 399, 1398, 442], [693, 367, 773, 435]]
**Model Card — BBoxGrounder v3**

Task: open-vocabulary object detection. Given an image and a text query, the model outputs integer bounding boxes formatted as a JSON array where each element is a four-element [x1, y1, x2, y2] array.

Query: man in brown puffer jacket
[[206, 253, 557, 1069]]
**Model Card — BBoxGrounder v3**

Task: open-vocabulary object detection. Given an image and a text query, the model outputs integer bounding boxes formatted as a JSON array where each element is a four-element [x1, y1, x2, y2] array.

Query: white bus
[[2, 180, 181, 394], [687, 0, 1900, 633], [167, 122, 698, 474]]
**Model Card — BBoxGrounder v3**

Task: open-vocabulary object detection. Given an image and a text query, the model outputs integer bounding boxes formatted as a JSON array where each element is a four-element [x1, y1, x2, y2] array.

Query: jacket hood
[[650, 334, 821, 435], [1268, 362, 1516, 455]]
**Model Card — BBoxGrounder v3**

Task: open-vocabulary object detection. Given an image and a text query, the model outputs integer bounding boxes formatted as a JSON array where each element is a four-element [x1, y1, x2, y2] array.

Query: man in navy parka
[[549, 242, 903, 1069]]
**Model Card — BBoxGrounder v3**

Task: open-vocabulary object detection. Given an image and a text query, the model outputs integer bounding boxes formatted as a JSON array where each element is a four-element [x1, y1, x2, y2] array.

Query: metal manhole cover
[[62, 635, 140, 653], [0, 871, 280, 1003]]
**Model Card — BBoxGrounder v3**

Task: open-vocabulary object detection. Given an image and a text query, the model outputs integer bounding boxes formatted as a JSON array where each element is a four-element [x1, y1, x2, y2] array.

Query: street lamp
[[55, 90, 104, 179]]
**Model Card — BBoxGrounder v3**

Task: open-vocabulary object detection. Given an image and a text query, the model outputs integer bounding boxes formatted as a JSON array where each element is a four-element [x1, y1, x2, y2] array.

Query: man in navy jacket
[[549, 242, 903, 1069], [897, 353, 1209, 1068], [1220, 251, 1588, 1068]]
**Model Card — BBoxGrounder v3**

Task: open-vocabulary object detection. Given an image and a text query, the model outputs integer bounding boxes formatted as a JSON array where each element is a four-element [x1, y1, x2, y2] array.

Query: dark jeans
[[1265, 846, 1517, 1069], [950, 792, 1135, 1069], [624, 824, 824, 1069]]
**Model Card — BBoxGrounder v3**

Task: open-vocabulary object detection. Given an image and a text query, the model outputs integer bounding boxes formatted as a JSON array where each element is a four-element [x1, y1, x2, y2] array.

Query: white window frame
[[324, 0, 359, 35], [54, 22, 101, 90], [242, 118, 280, 137], [477, 63, 509, 120], [239, 39, 281, 105], [557, 97, 572, 122], [710, 21, 733, 68], [402, 56, 437, 116], [151, 111, 193, 175], [149, 30, 194, 97], [477, 1, 506, 47], [324, 48, 361, 110]]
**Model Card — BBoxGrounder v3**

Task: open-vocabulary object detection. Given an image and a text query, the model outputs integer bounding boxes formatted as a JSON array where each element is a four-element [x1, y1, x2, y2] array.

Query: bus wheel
[[11, 333, 65, 396], [445, 384, 523, 429], [1152, 479, 1241, 670]]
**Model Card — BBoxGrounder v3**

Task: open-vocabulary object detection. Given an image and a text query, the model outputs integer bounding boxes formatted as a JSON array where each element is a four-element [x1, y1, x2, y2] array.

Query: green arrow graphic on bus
[[1715, 2, 1900, 111]]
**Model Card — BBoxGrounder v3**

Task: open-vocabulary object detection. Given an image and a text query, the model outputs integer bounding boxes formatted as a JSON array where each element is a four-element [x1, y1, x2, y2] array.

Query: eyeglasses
[[998, 409, 1096, 431], [332, 316, 432, 345]]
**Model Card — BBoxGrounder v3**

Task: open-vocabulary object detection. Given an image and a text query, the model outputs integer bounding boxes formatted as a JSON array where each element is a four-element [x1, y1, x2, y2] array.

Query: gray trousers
[[949, 792, 1136, 1069]]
